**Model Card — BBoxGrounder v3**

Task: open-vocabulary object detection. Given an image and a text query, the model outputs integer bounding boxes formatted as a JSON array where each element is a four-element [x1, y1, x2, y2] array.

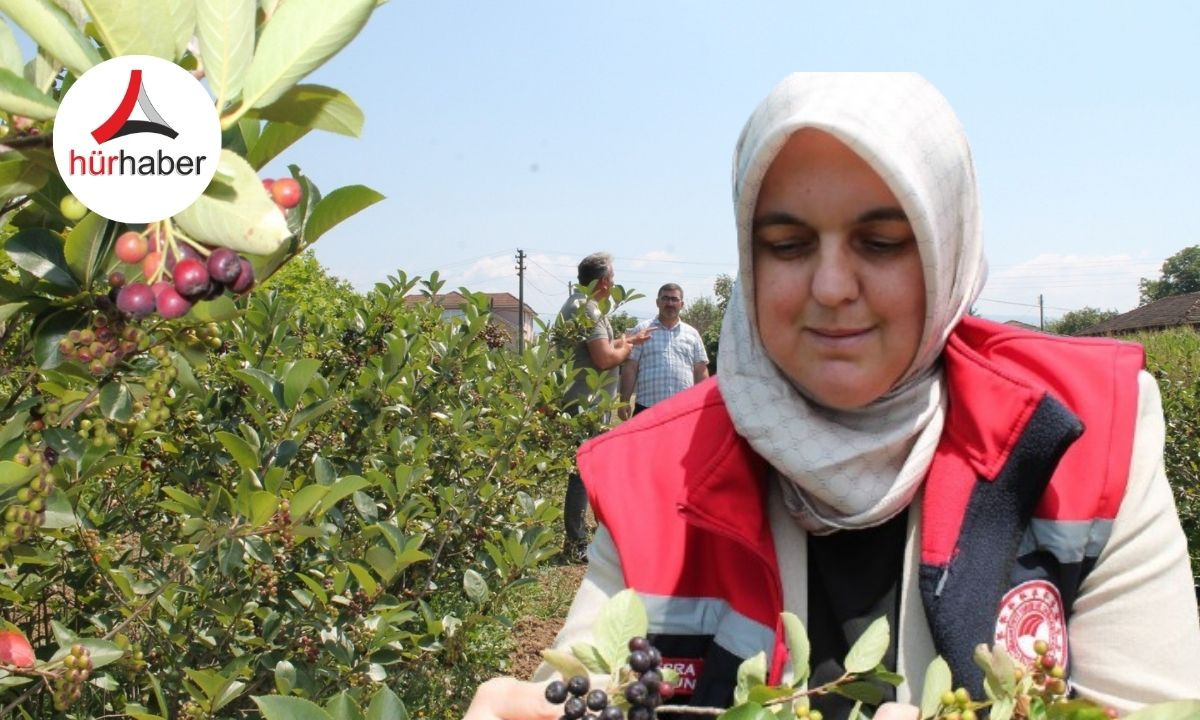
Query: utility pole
[[1039, 294, 1044, 331], [515, 249, 526, 353]]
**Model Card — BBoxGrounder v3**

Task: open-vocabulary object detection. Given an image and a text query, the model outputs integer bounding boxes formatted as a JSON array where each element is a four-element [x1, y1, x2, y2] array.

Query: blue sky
[[11, 2, 1200, 326]]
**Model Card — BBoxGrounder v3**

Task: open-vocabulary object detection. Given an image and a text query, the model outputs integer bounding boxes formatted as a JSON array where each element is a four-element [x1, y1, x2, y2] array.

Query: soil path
[[507, 564, 587, 679]]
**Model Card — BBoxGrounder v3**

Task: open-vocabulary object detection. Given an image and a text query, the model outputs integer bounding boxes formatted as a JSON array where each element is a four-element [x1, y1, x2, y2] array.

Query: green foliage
[[1131, 327, 1200, 576], [1044, 307, 1120, 336], [608, 311, 637, 335], [258, 250, 358, 321], [1139, 245, 1200, 305]]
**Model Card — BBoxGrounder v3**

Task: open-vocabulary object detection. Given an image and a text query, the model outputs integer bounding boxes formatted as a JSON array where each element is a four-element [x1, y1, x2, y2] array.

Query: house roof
[[1077, 291, 1200, 335], [1003, 320, 1041, 331], [403, 291, 536, 318]]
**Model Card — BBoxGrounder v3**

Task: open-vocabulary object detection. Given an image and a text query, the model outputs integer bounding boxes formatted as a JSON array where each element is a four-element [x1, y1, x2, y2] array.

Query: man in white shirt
[[618, 283, 710, 419]]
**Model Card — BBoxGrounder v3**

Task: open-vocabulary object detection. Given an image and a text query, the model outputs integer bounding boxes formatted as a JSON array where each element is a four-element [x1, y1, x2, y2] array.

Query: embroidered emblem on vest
[[994, 580, 1068, 668], [660, 658, 704, 696]]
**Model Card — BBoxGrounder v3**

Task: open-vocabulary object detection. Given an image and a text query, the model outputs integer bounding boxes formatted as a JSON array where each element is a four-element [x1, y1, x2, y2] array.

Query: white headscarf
[[717, 73, 987, 535]]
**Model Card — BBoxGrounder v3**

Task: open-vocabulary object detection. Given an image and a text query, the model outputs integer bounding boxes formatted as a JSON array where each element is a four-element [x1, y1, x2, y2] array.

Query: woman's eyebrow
[[752, 211, 807, 230], [856, 207, 908, 223]]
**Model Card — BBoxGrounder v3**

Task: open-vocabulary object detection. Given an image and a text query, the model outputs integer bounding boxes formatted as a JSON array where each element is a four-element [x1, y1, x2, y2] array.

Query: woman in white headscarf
[[465, 73, 1200, 720]]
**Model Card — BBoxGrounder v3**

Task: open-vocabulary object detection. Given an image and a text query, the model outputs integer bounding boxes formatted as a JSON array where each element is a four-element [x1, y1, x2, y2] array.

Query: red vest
[[579, 317, 1144, 701]]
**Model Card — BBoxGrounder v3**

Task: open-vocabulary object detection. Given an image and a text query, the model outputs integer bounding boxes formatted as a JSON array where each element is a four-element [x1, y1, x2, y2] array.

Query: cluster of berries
[[0, 473, 53, 552], [545, 636, 675, 720], [56, 312, 149, 376], [936, 687, 978, 720], [262, 177, 302, 210], [53, 644, 92, 711], [112, 228, 255, 319]]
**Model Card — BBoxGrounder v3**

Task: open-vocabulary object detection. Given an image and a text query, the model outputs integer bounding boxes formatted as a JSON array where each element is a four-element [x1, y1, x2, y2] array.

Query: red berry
[[262, 178, 275, 192], [141, 251, 162, 279], [115, 231, 149, 264], [173, 258, 210, 297], [659, 682, 675, 700], [108, 270, 126, 288], [207, 248, 242, 285], [155, 287, 193, 319], [271, 178, 301, 209], [229, 257, 255, 293], [0, 629, 35, 668], [164, 243, 200, 271], [117, 283, 156, 316]]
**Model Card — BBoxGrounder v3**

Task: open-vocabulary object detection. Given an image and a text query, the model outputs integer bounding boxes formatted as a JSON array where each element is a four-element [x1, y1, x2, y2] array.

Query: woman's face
[[752, 129, 926, 410]]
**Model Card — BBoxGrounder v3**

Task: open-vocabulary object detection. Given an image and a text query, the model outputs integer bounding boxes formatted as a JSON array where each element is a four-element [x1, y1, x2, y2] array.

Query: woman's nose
[[810, 240, 859, 306]]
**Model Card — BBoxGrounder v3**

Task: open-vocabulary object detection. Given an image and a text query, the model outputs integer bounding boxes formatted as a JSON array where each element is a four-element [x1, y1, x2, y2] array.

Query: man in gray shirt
[[556, 252, 654, 562]]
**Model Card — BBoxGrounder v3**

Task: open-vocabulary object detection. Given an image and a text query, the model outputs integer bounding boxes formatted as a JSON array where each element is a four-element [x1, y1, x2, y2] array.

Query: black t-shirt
[[806, 510, 908, 719]]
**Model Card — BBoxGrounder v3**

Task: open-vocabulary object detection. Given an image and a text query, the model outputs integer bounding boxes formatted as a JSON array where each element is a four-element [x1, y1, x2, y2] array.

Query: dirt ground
[[506, 563, 587, 679]]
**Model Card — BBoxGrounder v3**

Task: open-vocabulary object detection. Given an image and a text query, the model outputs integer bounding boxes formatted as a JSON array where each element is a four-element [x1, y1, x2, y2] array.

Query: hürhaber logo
[[53, 55, 221, 223]]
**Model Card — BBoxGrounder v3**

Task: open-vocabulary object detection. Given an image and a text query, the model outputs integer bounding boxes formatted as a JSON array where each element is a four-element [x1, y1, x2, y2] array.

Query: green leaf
[[0, 67, 58, 120], [0, 461, 36, 493], [314, 474, 370, 517], [0, 151, 51, 201], [236, 0, 375, 113], [0, 0, 101, 76], [248, 490, 277, 526], [174, 150, 291, 255], [5, 228, 79, 292], [990, 695, 1016, 720], [274, 659, 296, 695], [253, 695, 334, 720], [843, 615, 889, 674], [569, 642, 610, 674], [232, 368, 284, 409], [346, 562, 378, 597], [462, 568, 489, 604], [716, 703, 772, 720], [734, 651, 767, 705], [324, 692, 365, 720], [99, 382, 133, 423], [188, 295, 240, 322], [1126, 701, 1200, 720], [164, 0, 197, 59], [832, 681, 884, 705], [290, 483, 328, 519], [592, 589, 648, 673], [62, 213, 112, 289], [539, 648, 590, 681], [283, 357, 321, 410], [920, 656, 952, 720], [196, 0, 255, 107], [303, 184, 384, 246], [780, 611, 810, 686], [246, 120, 310, 169], [0, 18, 22, 74], [80, 0, 175, 59], [364, 687, 408, 720], [217, 430, 259, 471], [251, 84, 363, 136], [212, 678, 248, 712]]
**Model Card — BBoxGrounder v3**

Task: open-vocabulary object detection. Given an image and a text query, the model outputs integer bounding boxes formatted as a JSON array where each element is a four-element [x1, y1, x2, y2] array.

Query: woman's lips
[[805, 326, 872, 348]]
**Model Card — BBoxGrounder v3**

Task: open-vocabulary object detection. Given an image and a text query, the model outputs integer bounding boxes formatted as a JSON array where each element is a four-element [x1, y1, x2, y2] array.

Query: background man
[[557, 252, 654, 562], [618, 283, 709, 419]]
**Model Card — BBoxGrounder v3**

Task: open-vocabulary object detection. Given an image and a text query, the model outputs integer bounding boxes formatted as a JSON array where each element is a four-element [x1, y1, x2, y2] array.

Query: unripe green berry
[[962, 712, 977, 720], [1033, 639, 1049, 656], [954, 688, 970, 706]]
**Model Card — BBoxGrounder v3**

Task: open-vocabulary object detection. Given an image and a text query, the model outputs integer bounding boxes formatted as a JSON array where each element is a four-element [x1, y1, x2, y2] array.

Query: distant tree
[[609, 311, 638, 335], [680, 296, 722, 337], [1139, 245, 1200, 304], [1045, 307, 1120, 336], [714, 273, 734, 311], [259, 250, 358, 319]]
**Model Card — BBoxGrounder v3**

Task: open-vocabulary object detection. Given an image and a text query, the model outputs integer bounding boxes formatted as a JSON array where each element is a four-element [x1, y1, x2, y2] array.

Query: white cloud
[[978, 252, 1162, 323]]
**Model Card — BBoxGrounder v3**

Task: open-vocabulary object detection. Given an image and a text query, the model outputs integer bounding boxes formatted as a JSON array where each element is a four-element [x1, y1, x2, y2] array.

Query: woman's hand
[[873, 702, 920, 720], [463, 677, 559, 720]]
